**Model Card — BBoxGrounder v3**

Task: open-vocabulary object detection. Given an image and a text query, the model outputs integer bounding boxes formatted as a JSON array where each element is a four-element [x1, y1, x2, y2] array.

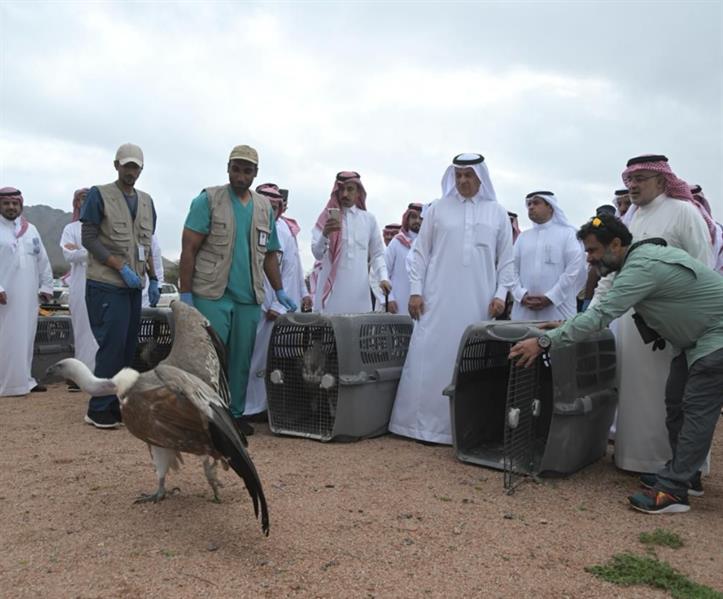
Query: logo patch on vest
[[257, 229, 269, 247]]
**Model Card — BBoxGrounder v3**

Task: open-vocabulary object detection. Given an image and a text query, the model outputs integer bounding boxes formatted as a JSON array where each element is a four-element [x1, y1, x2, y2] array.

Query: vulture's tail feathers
[[205, 324, 232, 408], [207, 403, 269, 536]]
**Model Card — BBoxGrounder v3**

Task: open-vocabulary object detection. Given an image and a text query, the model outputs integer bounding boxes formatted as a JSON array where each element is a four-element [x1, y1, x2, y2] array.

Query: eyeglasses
[[624, 173, 660, 185]]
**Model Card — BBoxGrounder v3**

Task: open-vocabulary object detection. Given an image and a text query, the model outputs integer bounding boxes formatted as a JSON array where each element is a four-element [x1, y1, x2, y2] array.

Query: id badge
[[137, 244, 146, 261], [257, 230, 268, 248]]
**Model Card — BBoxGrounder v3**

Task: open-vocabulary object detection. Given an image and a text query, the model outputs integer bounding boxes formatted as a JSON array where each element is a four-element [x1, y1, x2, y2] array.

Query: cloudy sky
[[2, 1, 721, 269]]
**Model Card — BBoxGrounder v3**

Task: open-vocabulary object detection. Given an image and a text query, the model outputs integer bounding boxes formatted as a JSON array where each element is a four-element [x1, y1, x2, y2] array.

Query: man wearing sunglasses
[[510, 213, 723, 515], [588, 154, 714, 477]]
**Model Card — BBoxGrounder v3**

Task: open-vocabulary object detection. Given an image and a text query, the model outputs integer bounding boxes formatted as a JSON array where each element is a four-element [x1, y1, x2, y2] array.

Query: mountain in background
[[23, 204, 177, 282]]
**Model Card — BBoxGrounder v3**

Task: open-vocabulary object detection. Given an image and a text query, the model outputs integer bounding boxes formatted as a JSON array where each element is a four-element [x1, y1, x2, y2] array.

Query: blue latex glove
[[148, 279, 160, 307], [180, 292, 194, 306], [275, 289, 297, 312], [119, 265, 143, 289]]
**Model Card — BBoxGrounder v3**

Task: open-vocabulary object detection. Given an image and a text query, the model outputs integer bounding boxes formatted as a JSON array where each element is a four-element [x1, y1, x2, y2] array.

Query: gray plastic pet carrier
[[266, 313, 414, 441], [443, 321, 617, 491], [132, 307, 174, 372], [32, 314, 75, 379]]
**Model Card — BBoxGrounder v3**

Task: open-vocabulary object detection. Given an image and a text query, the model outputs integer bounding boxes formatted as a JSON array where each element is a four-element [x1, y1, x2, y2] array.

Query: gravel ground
[[1, 386, 721, 598]]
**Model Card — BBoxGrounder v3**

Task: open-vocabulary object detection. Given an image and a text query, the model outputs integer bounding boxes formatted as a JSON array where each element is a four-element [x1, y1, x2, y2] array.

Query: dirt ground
[[0, 386, 721, 599]]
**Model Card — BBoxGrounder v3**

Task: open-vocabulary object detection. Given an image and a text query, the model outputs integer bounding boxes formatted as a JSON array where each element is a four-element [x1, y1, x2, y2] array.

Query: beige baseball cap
[[228, 144, 259, 165], [115, 143, 144, 167]]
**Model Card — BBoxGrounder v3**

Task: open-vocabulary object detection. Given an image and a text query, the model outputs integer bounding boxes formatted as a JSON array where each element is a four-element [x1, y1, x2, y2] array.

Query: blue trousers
[[85, 280, 142, 416]]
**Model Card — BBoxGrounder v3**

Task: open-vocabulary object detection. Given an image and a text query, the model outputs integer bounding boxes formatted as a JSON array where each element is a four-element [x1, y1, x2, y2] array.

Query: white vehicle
[[157, 283, 179, 307]]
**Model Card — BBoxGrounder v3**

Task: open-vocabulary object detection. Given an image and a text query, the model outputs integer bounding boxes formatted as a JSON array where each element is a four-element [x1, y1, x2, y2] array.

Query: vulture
[[47, 301, 269, 535]]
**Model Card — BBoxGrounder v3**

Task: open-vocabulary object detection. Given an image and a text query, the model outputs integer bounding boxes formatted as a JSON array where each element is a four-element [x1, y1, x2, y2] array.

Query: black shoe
[[234, 417, 254, 436], [31, 384, 47, 392], [84, 412, 120, 429], [67, 382, 81, 393], [109, 403, 123, 424], [245, 411, 268, 423], [628, 489, 690, 514], [640, 471, 704, 497]]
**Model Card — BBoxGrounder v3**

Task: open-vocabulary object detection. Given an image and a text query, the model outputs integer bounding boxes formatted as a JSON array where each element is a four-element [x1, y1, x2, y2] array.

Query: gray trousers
[[656, 347, 723, 496]]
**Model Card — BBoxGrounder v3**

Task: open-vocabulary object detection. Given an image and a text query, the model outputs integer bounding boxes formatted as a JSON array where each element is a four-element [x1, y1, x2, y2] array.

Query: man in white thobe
[[690, 184, 723, 275], [245, 183, 306, 417], [60, 188, 98, 377], [385, 203, 423, 316], [389, 154, 514, 444], [279, 189, 312, 312], [141, 233, 164, 308], [593, 154, 713, 474], [0, 187, 53, 397], [509, 191, 586, 321], [311, 171, 390, 314]]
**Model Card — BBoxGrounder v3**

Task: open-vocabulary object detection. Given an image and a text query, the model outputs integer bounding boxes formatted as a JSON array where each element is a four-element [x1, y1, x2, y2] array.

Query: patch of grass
[[640, 528, 684, 549], [586, 553, 722, 599]]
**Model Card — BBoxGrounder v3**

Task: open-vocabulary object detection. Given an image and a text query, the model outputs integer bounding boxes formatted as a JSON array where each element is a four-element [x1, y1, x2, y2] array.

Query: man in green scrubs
[[179, 145, 296, 435]]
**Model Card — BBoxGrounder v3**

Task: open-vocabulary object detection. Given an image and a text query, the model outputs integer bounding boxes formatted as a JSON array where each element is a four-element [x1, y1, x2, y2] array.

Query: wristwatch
[[537, 334, 552, 350]]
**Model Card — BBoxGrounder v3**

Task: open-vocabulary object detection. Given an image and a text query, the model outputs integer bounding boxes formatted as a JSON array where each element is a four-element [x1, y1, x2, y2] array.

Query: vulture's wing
[[204, 323, 232, 408], [162, 302, 229, 405], [153, 365, 270, 536]]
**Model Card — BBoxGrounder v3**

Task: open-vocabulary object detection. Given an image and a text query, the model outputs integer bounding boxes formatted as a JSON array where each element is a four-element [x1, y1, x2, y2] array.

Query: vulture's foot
[[203, 458, 224, 502], [133, 486, 180, 504]]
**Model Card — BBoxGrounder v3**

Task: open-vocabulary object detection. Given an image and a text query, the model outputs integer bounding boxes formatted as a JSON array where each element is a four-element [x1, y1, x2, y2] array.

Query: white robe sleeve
[[509, 240, 527, 303], [36, 237, 54, 295], [408, 206, 434, 296], [367, 214, 388, 282], [60, 223, 88, 265], [494, 209, 515, 300], [544, 231, 586, 307], [384, 242, 398, 302], [151, 234, 164, 284], [269, 233, 297, 314], [311, 225, 328, 260]]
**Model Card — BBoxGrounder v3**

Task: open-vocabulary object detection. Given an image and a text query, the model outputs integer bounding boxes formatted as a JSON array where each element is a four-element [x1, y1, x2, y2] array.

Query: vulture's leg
[[203, 457, 224, 502], [134, 446, 181, 504]]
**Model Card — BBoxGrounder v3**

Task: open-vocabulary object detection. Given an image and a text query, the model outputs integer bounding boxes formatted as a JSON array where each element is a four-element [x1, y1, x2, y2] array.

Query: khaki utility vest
[[191, 186, 271, 303], [86, 182, 154, 287]]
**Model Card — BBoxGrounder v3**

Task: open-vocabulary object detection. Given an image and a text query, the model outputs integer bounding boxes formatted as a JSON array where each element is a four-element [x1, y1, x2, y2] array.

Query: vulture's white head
[[46, 358, 118, 396]]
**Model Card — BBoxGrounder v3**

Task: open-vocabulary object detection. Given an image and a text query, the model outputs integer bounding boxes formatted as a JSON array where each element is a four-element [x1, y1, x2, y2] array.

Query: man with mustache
[[0, 187, 53, 397], [510, 213, 723, 514]]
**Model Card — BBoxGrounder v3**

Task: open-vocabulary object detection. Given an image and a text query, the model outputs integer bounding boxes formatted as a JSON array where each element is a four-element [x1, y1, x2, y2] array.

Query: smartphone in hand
[[327, 207, 340, 221]]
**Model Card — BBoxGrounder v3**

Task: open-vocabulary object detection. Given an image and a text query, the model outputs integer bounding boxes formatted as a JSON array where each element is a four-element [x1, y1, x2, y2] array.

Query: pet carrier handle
[[283, 313, 326, 325], [483, 324, 543, 342]]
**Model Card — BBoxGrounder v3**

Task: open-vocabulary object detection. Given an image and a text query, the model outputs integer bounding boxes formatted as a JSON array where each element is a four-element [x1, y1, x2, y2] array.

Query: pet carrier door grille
[[503, 358, 541, 493], [132, 310, 173, 372], [267, 323, 340, 440], [35, 318, 73, 344]]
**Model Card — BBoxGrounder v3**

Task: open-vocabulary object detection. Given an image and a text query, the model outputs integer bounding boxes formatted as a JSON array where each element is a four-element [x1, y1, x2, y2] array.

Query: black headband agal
[[525, 190, 554, 200], [452, 153, 484, 166], [336, 171, 361, 182], [0, 189, 21, 197], [626, 154, 668, 167], [690, 185, 702, 195], [614, 189, 629, 196], [507, 211, 518, 218], [407, 203, 423, 212]]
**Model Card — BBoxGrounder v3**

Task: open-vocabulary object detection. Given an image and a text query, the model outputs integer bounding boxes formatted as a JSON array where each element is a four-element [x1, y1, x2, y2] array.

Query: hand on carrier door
[[509, 338, 543, 368]]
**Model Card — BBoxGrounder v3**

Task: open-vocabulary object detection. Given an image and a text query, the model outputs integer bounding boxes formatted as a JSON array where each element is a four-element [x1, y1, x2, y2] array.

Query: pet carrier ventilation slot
[[266, 313, 413, 441]]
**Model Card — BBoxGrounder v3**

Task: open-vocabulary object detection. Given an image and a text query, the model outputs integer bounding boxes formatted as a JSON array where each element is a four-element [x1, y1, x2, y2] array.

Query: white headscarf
[[441, 153, 497, 202], [525, 191, 577, 231]]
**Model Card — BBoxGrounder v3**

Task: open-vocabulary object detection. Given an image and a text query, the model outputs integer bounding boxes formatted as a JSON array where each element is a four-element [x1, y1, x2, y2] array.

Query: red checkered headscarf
[[395, 203, 423, 248], [72, 188, 90, 222], [0, 187, 28, 238], [622, 155, 716, 244], [314, 172, 367, 308], [256, 183, 284, 220]]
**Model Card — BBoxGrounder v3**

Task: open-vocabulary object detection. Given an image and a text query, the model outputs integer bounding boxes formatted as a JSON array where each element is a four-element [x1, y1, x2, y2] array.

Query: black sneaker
[[84, 412, 120, 429], [67, 382, 81, 393], [628, 489, 690, 514], [31, 384, 47, 392], [640, 472, 703, 497], [234, 417, 254, 436]]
